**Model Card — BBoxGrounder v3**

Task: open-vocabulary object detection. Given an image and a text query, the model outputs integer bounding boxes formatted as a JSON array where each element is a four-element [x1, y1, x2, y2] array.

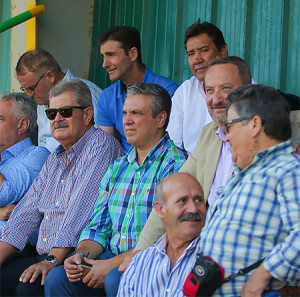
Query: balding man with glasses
[[0, 80, 123, 297], [16, 49, 102, 152]]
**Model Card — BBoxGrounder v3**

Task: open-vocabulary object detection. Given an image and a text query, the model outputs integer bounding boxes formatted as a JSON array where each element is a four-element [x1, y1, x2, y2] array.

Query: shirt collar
[[215, 126, 227, 142], [126, 133, 170, 165], [233, 140, 294, 173], [156, 233, 200, 256], [55, 126, 96, 156], [1, 138, 33, 162]]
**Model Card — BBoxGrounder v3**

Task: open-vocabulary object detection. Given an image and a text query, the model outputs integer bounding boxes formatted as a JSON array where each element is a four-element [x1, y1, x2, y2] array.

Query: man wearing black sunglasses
[[16, 49, 102, 152], [0, 80, 123, 297]]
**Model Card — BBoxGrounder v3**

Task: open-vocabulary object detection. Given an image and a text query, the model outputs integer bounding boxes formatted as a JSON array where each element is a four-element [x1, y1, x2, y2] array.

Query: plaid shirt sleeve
[[263, 166, 300, 282], [79, 165, 113, 250]]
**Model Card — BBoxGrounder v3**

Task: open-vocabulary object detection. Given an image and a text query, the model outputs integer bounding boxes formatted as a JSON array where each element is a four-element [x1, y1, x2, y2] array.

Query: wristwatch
[[44, 255, 60, 267]]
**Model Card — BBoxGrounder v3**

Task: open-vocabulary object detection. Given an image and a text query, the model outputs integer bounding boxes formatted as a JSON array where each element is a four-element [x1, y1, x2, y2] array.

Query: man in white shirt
[[167, 20, 227, 153]]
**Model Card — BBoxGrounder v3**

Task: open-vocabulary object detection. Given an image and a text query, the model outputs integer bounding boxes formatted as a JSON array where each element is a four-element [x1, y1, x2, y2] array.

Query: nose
[[102, 57, 109, 68], [194, 51, 204, 63], [53, 110, 64, 121], [211, 88, 224, 105], [123, 113, 133, 126], [186, 199, 198, 213]]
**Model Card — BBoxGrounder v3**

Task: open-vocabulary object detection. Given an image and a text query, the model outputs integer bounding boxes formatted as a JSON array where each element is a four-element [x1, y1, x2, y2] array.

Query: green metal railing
[[0, 5, 45, 33]]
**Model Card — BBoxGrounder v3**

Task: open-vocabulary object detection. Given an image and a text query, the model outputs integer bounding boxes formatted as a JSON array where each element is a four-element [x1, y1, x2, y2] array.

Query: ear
[[17, 117, 30, 135], [128, 47, 138, 62], [83, 107, 94, 125], [220, 45, 228, 57], [156, 111, 167, 129], [45, 70, 56, 84], [250, 115, 263, 137], [154, 201, 165, 220]]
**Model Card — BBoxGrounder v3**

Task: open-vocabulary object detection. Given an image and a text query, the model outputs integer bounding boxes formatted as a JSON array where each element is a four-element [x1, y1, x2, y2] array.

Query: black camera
[[183, 255, 225, 297]]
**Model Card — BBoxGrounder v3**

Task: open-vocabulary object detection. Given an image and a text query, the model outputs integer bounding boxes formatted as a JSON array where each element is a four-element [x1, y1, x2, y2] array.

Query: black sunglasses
[[45, 106, 87, 120], [20, 71, 47, 94], [223, 117, 252, 133]]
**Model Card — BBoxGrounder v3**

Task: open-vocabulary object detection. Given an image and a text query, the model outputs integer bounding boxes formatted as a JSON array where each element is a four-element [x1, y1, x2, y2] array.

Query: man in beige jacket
[[129, 56, 252, 254]]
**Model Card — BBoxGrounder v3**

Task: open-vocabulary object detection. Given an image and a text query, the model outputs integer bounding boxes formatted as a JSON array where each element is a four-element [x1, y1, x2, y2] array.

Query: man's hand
[[118, 250, 140, 273], [0, 204, 16, 220], [64, 253, 84, 282], [242, 264, 272, 297], [19, 260, 56, 285], [81, 258, 114, 289]]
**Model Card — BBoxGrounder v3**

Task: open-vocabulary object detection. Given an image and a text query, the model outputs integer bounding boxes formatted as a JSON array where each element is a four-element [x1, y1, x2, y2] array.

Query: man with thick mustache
[[44, 83, 187, 297], [0, 80, 123, 297], [117, 173, 206, 296]]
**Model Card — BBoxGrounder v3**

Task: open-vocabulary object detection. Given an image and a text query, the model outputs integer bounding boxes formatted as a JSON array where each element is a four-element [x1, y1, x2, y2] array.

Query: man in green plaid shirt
[[45, 83, 187, 297]]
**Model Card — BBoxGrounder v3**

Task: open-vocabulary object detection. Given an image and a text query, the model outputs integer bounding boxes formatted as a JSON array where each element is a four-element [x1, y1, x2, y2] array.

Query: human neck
[[166, 236, 194, 271], [122, 63, 145, 89], [136, 132, 164, 165]]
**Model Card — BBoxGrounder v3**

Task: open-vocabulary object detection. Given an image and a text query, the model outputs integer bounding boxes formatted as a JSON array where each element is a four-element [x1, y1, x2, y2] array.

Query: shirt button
[[126, 214, 130, 217], [43, 238, 47, 242], [55, 202, 59, 206], [61, 180, 64, 184], [122, 236, 125, 239], [45, 216, 49, 220]]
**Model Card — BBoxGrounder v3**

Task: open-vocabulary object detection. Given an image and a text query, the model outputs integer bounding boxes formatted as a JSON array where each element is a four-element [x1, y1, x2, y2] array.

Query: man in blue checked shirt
[[45, 83, 187, 297], [0, 80, 123, 297], [117, 172, 206, 296], [198, 85, 300, 296]]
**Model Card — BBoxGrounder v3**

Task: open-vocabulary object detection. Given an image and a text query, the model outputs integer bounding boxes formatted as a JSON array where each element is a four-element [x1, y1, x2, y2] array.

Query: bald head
[[156, 173, 204, 205], [154, 173, 206, 242]]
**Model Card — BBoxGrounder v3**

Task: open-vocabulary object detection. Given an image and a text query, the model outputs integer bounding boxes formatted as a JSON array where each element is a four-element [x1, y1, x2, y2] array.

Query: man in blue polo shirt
[[97, 26, 178, 153]]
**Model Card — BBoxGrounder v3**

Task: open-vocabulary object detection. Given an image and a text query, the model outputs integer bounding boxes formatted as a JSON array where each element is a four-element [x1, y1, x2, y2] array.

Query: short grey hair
[[0, 92, 37, 136], [127, 83, 171, 130], [49, 79, 94, 124], [206, 56, 252, 85]]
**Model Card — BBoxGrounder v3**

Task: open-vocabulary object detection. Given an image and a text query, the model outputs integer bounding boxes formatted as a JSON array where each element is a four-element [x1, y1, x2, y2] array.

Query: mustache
[[54, 121, 69, 129], [210, 102, 228, 110], [178, 212, 204, 222]]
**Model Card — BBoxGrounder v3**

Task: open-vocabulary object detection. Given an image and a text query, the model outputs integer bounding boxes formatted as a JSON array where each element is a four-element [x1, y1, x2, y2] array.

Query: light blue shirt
[[199, 141, 300, 296], [0, 138, 50, 227], [118, 234, 199, 297], [37, 69, 102, 152]]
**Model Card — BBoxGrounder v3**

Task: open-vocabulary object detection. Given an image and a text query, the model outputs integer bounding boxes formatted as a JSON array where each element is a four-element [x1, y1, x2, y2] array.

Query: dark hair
[[184, 20, 227, 51], [0, 92, 37, 137], [127, 83, 171, 130], [207, 56, 252, 85], [16, 49, 61, 75], [98, 26, 142, 64], [49, 79, 94, 125], [227, 84, 291, 141]]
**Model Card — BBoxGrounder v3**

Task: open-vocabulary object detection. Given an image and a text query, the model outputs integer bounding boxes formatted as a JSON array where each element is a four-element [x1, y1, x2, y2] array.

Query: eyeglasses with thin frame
[[223, 117, 252, 133], [45, 106, 87, 120], [20, 71, 47, 94]]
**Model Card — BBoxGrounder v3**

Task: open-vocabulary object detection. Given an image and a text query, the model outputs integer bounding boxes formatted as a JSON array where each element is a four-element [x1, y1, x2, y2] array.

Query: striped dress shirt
[[117, 234, 199, 297], [198, 141, 300, 296], [1, 127, 123, 255], [79, 134, 187, 255]]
